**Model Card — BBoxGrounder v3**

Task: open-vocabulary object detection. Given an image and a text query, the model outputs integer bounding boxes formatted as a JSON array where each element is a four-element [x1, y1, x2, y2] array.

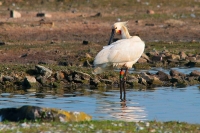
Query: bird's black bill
[[107, 29, 115, 45]]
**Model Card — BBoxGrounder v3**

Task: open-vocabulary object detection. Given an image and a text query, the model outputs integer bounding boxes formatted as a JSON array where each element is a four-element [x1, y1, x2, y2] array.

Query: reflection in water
[[95, 91, 147, 122]]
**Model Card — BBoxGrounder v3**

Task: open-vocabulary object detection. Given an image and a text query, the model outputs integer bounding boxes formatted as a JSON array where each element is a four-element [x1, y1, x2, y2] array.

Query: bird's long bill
[[107, 29, 115, 45]]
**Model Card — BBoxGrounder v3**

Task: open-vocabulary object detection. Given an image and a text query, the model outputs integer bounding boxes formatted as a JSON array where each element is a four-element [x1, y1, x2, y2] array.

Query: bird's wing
[[107, 38, 145, 63], [93, 45, 114, 65]]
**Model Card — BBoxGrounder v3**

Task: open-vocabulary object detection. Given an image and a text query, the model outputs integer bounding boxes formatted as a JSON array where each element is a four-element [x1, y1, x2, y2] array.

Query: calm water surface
[[0, 67, 199, 124], [0, 85, 200, 124]]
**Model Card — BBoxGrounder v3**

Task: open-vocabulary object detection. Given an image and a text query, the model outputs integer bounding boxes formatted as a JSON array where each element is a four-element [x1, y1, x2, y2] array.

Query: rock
[[90, 78, 100, 86], [100, 79, 113, 85], [73, 73, 82, 83], [2, 76, 14, 82], [36, 13, 52, 18], [126, 75, 139, 86], [35, 75, 46, 85], [39, 19, 54, 27], [66, 71, 91, 83], [138, 77, 147, 85], [152, 55, 162, 62], [0, 105, 92, 122], [23, 76, 37, 88], [146, 10, 155, 14], [156, 71, 171, 81], [169, 69, 186, 77], [83, 60, 92, 67], [35, 65, 52, 78], [140, 72, 162, 85], [179, 51, 187, 60], [10, 10, 21, 18], [0, 41, 5, 45], [85, 53, 92, 59], [196, 55, 200, 60], [50, 108, 92, 122], [165, 19, 185, 26], [185, 56, 196, 62], [21, 53, 28, 58], [54, 72, 65, 80], [170, 54, 180, 60], [0, 105, 43, 122], [140, 72, 153, 83], [147, 51, 159, 56], [170, 76, 183, 83], [92, 12, 102, 17], [74, 71, 91, 81], [137, 57, 147, 63], [145, 23, 154, 26], [141, 53, 151, 62], [167, 59, 179, 64], [190, 70, 200, 76], [187, 53, 194, 57], [82, 40, 89, 45]]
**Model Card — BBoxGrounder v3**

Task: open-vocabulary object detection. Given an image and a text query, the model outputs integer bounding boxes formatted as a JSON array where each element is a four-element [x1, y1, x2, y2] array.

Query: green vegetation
[[1, 120, 200, 133]]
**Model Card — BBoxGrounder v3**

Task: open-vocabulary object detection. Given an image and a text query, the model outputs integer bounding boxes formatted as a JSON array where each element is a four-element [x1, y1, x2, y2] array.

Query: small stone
[[24, 76, 36, 83], [92, 12, 102, 17], [83, 40, 89, 45], [185, 56, 196, 62], [0, 41, 5, 45], [137, 57, 147, 63], [10, 10, 21, 18], [156, 71, 171, 81], [36, 13, 52, 18], [171, 54, 180, 60], [23, 76, 37, 89], [138, 77, 147, 85], [35, 65, 52, 78], [21, 53, 28, 58], [190, 70, 200, 76], [145, 23, 154, 26], [21, 122, 30, 128], [169, 69, 186, 77], [55, 72, 65, 80], [100, 79, 113, 85], [152, 55, 162, 62], [90, 78, 100, 86], [85, 53, 92, 59], [2, 76, 14, 82], [179, 51, 187, 60], [141, 53, 151, 62], [147, 10, 155, 14], [170, 76, 183, 83]]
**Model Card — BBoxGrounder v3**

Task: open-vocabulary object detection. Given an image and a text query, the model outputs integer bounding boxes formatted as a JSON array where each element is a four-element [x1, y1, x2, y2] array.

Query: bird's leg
[[119, 68, 124, 100], [123, 68, 128, 101]]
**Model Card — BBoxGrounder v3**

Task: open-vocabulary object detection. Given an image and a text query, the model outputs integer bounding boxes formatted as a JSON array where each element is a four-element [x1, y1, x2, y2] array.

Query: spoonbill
[[93, 21, 145, 101]]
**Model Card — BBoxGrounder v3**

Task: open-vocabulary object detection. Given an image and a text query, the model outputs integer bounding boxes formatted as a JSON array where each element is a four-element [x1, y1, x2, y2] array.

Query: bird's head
[[107, 21, 128, 45], [112, 21, 128, 35]]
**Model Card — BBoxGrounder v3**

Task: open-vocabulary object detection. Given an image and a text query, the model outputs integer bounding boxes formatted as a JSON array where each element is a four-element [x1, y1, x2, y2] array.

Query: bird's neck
[[121, 26, 131, 39]]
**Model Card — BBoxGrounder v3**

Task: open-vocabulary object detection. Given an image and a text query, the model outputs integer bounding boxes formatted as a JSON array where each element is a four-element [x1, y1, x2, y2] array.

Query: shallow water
[[0, 67, 199, 124], [0, 85, 200, 124], [128, 66, 200, 75]]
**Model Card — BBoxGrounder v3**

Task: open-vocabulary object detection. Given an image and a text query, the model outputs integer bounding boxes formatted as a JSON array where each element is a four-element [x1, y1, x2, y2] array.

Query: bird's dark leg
[[119, 68, 124, 100], [123, 68, 128, 101]]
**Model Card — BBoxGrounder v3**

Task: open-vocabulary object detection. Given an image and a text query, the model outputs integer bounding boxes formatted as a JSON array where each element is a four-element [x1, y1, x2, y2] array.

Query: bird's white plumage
[[94, 36, 145, 74]]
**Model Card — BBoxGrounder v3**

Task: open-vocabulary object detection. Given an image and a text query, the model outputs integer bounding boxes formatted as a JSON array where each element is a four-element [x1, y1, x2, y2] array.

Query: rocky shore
[[0, 49, 199, 93]]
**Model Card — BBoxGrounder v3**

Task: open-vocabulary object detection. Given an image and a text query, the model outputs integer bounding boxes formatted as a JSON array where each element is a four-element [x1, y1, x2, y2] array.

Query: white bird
[[93, 21, 145, 101]]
